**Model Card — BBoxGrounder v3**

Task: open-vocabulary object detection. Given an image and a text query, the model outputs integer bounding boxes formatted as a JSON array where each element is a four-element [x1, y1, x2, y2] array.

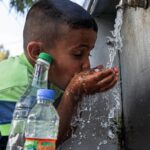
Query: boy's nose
[[82, 58, 90, 71]]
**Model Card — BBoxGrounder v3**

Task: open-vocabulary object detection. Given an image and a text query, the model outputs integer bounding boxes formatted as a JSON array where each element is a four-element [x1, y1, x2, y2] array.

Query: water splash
[[105, 4, 124, 142], [106, 7, 124, 68]]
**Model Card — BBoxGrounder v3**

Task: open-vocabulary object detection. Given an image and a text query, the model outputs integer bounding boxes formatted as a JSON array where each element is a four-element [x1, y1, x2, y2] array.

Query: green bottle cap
[[38, 52, 53, 63]]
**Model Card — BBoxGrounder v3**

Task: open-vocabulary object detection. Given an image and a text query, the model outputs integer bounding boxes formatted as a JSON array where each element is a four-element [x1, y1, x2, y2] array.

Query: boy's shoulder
[[0, 54, 30, 91]]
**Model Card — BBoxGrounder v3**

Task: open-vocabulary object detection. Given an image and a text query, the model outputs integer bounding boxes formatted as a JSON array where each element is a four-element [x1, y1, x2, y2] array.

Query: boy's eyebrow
[[76, 44, 95, 49]]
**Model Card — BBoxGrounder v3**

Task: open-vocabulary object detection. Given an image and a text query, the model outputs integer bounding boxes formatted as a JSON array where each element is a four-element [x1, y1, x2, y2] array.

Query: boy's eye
[[74, 51, 83, 57], [73, 51, 92, 58], [74, 53, 83, 57]]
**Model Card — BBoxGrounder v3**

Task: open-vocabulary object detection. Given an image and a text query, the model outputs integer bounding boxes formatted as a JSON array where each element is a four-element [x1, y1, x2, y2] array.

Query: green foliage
[[9, 0, 37, 13]]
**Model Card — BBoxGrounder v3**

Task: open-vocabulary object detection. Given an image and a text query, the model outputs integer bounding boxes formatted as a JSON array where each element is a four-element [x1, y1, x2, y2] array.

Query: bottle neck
[[16, 59, 50, 108], [32, 59, 50, 89], [37, 98, 53, 105]]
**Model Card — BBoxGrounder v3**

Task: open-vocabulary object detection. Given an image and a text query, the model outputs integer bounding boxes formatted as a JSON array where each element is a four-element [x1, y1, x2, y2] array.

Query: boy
[[0, 0, 119, 148]]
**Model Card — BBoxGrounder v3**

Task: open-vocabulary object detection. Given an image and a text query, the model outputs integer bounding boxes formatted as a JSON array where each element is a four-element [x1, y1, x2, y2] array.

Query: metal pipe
[[123, 0, 148, 9], [83, 0, 94, 11], [84, 0, 120, 16]]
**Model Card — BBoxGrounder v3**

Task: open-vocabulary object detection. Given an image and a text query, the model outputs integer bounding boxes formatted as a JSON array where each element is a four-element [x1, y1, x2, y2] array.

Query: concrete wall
[[120, 7, 150, 150]]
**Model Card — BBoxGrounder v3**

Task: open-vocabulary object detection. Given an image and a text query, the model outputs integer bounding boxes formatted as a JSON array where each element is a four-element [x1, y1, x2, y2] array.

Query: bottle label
[[24, 138, 56, 150]]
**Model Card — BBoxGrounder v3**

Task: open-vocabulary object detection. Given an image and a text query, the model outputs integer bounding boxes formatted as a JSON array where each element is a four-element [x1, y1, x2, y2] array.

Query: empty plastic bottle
[[6, 53, 53, 150], [24, 89, 59, 150]]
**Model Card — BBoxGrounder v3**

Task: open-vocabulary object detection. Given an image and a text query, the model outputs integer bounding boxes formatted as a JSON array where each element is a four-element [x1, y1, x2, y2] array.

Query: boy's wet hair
[[23, 0, 98, 50]]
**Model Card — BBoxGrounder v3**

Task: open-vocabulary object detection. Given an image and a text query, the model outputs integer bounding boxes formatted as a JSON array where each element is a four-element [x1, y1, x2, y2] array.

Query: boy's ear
[[27, 41, 43, 63]]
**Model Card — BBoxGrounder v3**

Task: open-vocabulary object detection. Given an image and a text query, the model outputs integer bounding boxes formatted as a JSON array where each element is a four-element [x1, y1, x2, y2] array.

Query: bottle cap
[[37, 89, 56, 101], [38, 52, 53, 63]]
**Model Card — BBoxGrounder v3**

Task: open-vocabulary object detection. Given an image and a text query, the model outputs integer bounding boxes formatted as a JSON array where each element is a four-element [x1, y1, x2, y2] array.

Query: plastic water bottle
[[6, 53, 53, 150], [24, 89, 59, 150]]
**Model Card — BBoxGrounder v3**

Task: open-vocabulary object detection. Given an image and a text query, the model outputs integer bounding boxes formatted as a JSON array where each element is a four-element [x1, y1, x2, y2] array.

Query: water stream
[[59, 3, 124, 150]]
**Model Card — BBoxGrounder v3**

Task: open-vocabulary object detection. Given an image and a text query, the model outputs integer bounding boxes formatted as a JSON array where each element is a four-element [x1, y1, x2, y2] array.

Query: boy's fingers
[[93, 65, 104, 71], [98, 74, 115, 86], [100, 78, 118, 92], [86, 74, 117, 93], [112, 67, 119, 74], [93, 69, 115, 82], [98, 75, 118, 92]]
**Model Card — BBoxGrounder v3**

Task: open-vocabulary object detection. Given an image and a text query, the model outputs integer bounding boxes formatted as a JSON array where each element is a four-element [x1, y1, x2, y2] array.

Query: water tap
[[118, 0, 148, 9]]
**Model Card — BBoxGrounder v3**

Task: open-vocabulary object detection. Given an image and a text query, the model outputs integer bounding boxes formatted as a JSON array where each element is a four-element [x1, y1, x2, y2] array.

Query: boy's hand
[[66, 66, 119, 98]]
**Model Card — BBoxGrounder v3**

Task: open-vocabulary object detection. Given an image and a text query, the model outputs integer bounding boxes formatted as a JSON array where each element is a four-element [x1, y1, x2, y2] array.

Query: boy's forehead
[[58, 28, 97, 46], [60, 27, 96, 39]]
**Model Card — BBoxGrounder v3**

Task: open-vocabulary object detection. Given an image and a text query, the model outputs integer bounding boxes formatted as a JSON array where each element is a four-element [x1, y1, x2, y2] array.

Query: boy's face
[[48, 28, 97, 90]]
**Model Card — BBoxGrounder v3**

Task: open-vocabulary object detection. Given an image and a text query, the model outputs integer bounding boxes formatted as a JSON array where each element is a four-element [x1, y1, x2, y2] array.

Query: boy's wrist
[[64, 85, 82, 103]]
